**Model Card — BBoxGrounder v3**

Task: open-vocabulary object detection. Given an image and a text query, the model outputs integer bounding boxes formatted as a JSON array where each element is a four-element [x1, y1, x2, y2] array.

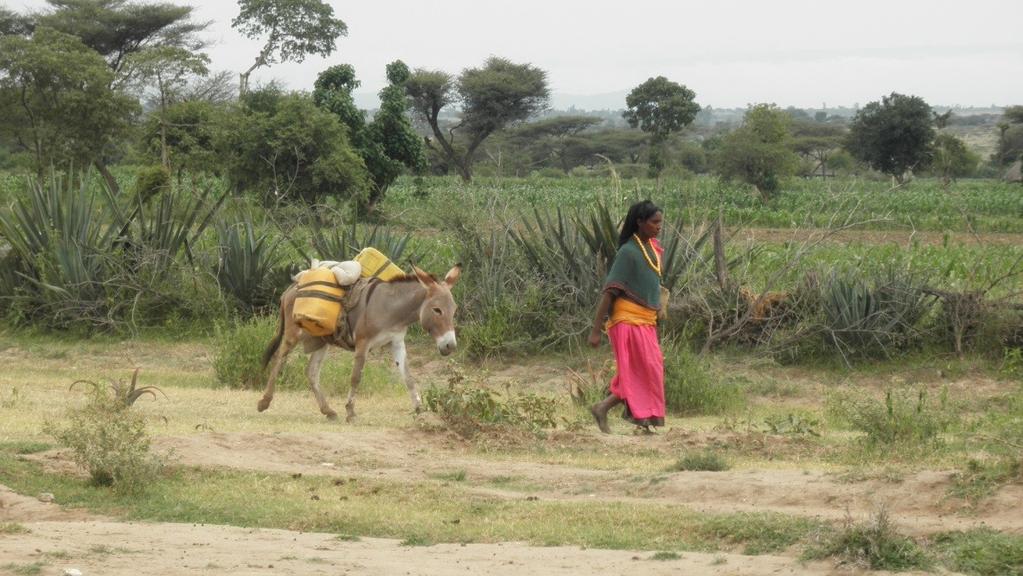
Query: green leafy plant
[[830, 387, 956, 447], [662, 339, 743, 415], [212, 316, 305, 389]]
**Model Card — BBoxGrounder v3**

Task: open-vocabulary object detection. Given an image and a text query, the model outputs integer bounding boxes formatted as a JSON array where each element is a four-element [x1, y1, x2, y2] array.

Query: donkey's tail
[[262, 304, 286, 369]]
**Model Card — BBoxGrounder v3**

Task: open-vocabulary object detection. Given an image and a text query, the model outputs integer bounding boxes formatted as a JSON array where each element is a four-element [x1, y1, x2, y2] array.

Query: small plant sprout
[[69, 368, 167, 407]]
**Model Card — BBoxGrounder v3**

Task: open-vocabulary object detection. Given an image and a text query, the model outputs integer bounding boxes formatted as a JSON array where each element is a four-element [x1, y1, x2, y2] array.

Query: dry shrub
[[48, 383, 165, 493]]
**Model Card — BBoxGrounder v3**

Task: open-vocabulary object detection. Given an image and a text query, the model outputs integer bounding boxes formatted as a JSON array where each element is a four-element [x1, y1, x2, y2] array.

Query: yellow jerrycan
[[354, 247, 404, 281], [292, 268, 344, 336]]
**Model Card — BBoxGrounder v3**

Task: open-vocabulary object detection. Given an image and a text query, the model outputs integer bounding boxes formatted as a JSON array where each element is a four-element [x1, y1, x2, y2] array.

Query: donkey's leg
[[345, 342, 369, 423], [258, 330, 300, 412], [305, 343, 338, 420], [390, 336, 421, 413]]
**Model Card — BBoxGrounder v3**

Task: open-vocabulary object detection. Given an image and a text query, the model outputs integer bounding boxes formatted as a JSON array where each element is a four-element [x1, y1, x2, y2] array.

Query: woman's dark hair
[[618, 199, 662, 246]]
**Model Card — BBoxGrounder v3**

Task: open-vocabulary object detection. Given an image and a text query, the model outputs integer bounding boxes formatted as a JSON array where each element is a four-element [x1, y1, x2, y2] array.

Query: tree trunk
[[94, 159, 120, 195]]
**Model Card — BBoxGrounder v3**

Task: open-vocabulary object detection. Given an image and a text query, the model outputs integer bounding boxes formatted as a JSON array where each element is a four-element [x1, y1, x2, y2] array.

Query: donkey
[[258, 264, 461, 422]]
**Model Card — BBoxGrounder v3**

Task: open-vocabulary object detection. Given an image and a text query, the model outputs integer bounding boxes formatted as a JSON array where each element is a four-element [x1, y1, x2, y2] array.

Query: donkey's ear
[[411, 264, 435, 287], [444, 264, 462, 287]]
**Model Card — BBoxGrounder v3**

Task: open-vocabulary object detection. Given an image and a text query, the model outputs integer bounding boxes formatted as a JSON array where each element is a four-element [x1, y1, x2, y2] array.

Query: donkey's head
[[412, 264, 461, 356]]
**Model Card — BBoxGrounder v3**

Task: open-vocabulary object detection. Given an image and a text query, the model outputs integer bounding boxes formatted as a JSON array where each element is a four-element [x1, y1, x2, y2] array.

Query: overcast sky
[[10, 0, 1023, 109]]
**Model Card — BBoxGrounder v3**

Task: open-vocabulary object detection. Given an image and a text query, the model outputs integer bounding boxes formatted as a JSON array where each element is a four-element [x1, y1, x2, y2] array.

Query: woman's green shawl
[[603, 239, 661, 310]]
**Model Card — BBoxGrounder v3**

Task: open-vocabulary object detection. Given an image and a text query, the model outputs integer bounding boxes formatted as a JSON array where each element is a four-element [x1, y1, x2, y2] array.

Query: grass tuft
[[804, 508, 930, 570], [932, 529, 1023, 576], [671, 451, 730, 472], [0, 522, 30, 534]]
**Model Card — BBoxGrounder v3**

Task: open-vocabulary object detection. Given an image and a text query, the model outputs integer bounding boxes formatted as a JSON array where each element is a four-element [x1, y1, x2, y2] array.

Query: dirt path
[[1, 487, 874, 576], [23, 427, 1017, 538]]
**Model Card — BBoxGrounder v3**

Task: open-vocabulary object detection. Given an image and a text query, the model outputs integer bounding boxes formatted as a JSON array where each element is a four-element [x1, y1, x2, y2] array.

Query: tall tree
[[623, 76, 700, 177], [714, 104, 799, 199], [36, 0, 207, 84], [406, 57, 549, 183], [0, 27, 138, 178], [845, 92, 935, 183], [125, 46, 209, 168], [232, 0, 347, 96], [995, 105, 1023, 167], [313, 60, 425, 216]]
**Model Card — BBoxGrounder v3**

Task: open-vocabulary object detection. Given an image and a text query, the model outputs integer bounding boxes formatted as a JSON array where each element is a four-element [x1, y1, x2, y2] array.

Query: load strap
[[295, 289, 345, 303]]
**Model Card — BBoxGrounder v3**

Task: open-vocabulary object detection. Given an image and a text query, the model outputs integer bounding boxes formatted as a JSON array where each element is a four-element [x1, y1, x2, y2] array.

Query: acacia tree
[[508, 116, 602, 173], [0, 27, 138, 178], [995, 105, 1023, 167], [623, 76, 700, 177], [406, 57, 549, 183], [37, 0, 207, 85], [232, 0, 347, 96], [126, 46, 209, 168], [313, 61, 426, 216], [791, 120, 846, 177], [846, 92, 935, 183]]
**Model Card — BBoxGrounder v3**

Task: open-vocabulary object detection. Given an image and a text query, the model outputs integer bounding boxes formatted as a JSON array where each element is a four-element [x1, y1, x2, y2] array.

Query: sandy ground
[[0, 485, 908, 576], [2, 425, 1018, 575], [1, 336, 1019, 575]]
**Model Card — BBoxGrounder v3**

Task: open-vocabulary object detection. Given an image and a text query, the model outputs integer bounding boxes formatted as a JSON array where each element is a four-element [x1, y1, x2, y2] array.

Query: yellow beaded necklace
[[633, 234, 661, 277]]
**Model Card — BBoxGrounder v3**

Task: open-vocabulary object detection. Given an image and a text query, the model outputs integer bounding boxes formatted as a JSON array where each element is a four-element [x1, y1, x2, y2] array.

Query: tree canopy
[[623, 76, 699, 176], [407, 57, 549, 183], [0, 27, 138, 175], [219, 87, 367, 205], [714, 104, 799, 198], [36, 0, 208, 82], [313, 61, 425, 215], [845, 92, 935, 182], [232, 0, 347, 95]]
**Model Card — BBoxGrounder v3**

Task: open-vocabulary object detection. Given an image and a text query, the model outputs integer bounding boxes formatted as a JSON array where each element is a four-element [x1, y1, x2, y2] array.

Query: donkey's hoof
[[324, 410, 338, 421], [345, 413, 356, 424], [257, 398, 272, 412]]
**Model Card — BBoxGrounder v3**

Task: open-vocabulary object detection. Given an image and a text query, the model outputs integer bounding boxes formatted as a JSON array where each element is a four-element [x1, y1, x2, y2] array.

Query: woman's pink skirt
[[608, 322, 665, 427]]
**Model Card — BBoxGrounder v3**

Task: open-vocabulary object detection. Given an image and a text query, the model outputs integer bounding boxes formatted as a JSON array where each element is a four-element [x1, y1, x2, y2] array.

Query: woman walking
[[587, 200, 666, 434]]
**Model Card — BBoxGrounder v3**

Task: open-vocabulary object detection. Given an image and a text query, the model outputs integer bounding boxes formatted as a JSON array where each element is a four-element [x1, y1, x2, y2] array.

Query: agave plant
[[103, 178, 226, 269], [821, 267, 933, 357], [284, 213, 419, 269], [0, 172, 124, 326], [69, 368, 166, 407], [215, 215, 284, 312]]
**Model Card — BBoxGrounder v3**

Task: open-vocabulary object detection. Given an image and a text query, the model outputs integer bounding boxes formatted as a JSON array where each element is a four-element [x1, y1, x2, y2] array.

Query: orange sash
[[605, 297, 657, 330]]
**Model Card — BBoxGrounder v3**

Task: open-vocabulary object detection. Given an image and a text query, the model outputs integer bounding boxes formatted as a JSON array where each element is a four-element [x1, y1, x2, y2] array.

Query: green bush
[[213, 316, 305, 389], [829, 387, 956, 447], [48, 387, 164, 493], [662, 339, 743, 415], [132, 164, 170, 202], [423, 369, 559, 438]]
